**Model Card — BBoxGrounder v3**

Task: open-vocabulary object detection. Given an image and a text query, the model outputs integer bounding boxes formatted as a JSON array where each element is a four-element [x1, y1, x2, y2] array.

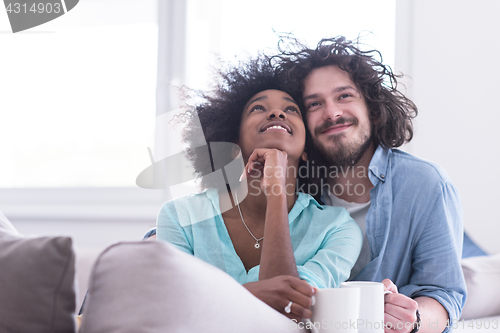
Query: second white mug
[[340, 281, 387, 333], [309, 287, 361, 333]]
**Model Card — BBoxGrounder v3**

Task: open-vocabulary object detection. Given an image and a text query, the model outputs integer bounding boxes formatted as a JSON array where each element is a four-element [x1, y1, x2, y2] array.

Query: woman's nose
[[268, 109, 286, 119]]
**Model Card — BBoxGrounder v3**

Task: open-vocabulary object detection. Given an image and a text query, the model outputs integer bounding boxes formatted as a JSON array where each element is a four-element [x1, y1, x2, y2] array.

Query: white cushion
[[461, 253, 500, 319], [80, 241, 306, 333]]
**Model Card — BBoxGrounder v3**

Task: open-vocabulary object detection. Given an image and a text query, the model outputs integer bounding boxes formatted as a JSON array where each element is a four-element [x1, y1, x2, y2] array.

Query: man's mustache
[[314, 117, 359, 136]]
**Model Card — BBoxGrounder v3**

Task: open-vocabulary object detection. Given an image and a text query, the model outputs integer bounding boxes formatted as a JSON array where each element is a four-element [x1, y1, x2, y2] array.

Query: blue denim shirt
[[326, 146, 467, 330]]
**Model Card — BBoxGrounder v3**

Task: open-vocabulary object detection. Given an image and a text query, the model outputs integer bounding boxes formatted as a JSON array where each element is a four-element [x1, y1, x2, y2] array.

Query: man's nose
[[323, 100, 343, 120], [268, 109, 286, 119]]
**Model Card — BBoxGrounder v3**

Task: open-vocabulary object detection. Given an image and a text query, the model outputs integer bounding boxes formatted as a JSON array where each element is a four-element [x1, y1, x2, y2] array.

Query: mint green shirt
[[156, 189, 362, 288]]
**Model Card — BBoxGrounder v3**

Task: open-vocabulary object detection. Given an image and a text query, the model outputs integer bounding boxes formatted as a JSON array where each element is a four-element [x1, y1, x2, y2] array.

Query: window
[[0, 0, 163, 222], [0, 0, 158, 188]]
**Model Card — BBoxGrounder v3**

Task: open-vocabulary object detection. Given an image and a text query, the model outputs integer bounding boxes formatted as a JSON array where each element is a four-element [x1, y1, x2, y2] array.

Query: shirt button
[[380, 174, 385, 179]]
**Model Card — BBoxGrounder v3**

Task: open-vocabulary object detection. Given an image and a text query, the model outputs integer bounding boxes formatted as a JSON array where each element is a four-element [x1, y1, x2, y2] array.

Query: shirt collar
[[296, 192, 324, 210], [288, 192, 324, 223], [368, 145, 391, 186], [205, 188, 217, 201]]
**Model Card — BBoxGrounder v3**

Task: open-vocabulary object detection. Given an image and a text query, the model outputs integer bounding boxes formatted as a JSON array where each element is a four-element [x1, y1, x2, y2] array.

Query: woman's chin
[[255, 142, 304, 161]]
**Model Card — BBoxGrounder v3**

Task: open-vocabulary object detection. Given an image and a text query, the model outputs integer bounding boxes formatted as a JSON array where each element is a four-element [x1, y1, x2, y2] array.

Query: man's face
[[302, 65, 372, 168]]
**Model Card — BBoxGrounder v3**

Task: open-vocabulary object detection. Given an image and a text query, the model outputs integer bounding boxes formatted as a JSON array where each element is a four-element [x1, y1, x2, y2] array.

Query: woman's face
[[238, 89, 306, 163]]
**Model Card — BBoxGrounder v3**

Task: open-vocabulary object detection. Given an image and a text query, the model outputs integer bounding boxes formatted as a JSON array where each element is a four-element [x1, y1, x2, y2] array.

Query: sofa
[[1, 211, 500, 333], [0, 211, 305, 333]]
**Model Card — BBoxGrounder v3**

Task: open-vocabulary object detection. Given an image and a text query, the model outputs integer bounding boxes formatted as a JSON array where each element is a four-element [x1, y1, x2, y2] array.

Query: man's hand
[[243, 275, 316, 322], [383, 279, 418, 333]]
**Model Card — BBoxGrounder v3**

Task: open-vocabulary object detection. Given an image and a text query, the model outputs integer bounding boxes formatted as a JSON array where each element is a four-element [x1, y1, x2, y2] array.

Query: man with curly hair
[[275, 37, 466, 333]]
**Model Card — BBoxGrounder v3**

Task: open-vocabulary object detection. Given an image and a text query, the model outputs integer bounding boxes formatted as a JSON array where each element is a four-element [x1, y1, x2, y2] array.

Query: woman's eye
[[339, 93, 352, 100], [251, 105, 265, 112], [285, 106, 299, 113]]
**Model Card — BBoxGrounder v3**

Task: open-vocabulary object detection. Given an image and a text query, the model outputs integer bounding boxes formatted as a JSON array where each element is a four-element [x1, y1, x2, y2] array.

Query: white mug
[[308, 287, 361, 333], [340, 282, 388, 333]]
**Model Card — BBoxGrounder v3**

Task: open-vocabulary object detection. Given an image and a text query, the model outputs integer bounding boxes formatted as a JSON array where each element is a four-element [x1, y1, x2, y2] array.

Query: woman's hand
[[243, 276, 316, 321], [242, 148, 298, 280], [245, 148, 289, 196]]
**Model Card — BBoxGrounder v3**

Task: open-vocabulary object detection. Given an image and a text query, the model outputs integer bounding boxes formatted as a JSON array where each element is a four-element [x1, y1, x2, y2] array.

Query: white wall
[[395, 0, 500, 254], [12, 220, 156, 251]]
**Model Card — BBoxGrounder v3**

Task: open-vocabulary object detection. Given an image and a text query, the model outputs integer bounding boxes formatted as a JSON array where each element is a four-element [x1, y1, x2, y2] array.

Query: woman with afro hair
[[155, 56, 362, 323]]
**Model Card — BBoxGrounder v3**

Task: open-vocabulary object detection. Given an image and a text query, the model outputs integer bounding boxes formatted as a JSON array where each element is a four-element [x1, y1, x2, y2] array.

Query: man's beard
[[311, 117, 372, 169]]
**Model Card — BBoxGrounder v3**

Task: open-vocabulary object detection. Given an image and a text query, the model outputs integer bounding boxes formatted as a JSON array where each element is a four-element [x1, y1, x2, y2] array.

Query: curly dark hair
[[182, 56, 302, 191], [273, 36, 418, 149]]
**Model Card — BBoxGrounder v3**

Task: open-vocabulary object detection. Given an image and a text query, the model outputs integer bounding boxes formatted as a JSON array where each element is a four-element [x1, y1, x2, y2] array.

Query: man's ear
[[301, 151, 308, 162]]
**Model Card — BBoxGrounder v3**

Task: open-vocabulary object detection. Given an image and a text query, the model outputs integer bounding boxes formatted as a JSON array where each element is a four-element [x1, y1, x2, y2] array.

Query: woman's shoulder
[[162, 188, 216, 208], [159, 189, 220, 226], [296, 192, 353, 223]]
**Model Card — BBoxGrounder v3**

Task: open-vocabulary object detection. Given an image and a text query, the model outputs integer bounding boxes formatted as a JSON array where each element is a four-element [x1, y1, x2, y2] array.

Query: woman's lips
[[260, 121, 292, 134], [321, 123, 352, 134]]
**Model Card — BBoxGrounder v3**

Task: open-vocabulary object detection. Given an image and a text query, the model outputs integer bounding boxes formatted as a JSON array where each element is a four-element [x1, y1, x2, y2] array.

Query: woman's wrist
[[265, 189, 287, 203]]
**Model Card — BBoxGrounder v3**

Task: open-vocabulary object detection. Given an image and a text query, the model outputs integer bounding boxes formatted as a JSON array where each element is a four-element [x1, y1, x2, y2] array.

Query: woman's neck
[[241, 179, 296, 216], [222, 167, 298, 223]]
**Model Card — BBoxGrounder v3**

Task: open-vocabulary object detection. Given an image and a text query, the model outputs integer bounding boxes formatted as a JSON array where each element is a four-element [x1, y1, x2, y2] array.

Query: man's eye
[[339, 93, 352, 100], [307, 102, 320, 109]]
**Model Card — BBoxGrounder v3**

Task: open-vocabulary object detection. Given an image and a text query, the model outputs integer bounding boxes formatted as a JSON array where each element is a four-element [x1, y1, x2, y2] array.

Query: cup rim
[[315, 286, 360, 292], [341, 281, 384, 287]]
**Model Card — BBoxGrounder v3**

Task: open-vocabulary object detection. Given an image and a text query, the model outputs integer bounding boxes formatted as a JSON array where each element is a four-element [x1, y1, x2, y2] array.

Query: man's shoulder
[[388, 148, 452, 185]]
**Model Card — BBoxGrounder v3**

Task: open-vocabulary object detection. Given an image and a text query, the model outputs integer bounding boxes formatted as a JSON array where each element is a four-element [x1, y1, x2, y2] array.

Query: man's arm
[[415, 296, 449, 333], [383, 280, 449, 333], [384, 179, 465, 333]]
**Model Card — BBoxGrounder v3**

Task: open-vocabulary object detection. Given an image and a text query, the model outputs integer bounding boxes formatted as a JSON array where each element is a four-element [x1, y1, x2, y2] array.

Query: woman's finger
[[244, 148, 287, 179], [245, 149, 266, 175], [286, 279, 315, 318], [283, 298, 313, 319], [247, 148, 286, 168], [290, 278, 315, 298], [289, 292, 314, 316]]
